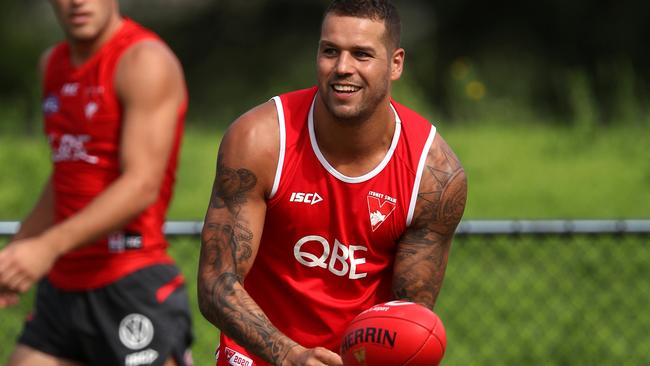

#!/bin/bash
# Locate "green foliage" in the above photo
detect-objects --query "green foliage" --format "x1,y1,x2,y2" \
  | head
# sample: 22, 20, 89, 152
566, 70, 598, 135
438, 122, 649, 219
169, 129, 223, 219
4, 1, 650, 132
0, 136, 51, 220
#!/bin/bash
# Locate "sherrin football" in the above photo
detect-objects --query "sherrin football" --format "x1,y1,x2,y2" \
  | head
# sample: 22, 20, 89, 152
340, 301, 446, 366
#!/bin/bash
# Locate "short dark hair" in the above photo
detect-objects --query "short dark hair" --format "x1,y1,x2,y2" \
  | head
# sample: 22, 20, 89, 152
324, 0, 401, 50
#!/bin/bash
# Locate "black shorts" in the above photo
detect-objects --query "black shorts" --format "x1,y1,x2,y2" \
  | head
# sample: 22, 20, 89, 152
18, 264, 193, 366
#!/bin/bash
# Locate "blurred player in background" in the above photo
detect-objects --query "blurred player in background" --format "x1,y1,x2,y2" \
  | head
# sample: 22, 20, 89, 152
197, 0, 467, 365
0, 0, 193, 365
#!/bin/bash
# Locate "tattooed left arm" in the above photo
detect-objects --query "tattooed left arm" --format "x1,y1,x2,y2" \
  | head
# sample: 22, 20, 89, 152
392, 134, 467, 309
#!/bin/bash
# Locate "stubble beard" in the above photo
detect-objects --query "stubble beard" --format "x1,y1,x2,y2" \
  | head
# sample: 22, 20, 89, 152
322, 78, 390, 125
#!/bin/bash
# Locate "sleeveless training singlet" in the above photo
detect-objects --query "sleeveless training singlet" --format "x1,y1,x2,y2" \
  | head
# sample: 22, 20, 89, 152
43, 19, 186, 290
217, 87, 436, 365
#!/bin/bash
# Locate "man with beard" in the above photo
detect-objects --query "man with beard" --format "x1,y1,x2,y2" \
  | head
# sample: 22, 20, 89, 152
198, 1, 467, 365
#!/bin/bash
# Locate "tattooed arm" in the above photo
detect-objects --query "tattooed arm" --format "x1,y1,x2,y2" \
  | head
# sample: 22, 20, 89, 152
392, 134, 467, 308
197, 101, 342, 366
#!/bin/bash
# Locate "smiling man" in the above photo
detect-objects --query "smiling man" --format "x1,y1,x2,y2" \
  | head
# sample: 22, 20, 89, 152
197, 1, 467, 366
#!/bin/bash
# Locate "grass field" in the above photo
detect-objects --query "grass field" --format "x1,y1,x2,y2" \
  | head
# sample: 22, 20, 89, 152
2, 123, 648, 220
1, 123, 649, 364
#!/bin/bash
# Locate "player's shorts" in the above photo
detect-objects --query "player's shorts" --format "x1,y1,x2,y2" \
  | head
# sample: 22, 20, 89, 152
17, 264, 193, 366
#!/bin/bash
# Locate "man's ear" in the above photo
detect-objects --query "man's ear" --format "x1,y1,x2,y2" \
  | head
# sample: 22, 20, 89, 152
391, 47, 405, 81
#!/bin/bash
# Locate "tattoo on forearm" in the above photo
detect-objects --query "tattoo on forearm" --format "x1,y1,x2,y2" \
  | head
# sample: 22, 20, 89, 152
393, 141, 467, 307
199, 262, 296, 364
393, 232, 447, 306
208, 273, 290, 361
199, 156, 295, 365
235, 222, 253, 264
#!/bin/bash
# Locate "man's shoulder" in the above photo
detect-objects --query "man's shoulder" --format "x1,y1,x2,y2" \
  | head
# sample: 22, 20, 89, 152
228, 100, 279, 139
114, 37, 184, 93
119, 39, 178, 67
112, 18, 177, 72
219, 100, 281, 195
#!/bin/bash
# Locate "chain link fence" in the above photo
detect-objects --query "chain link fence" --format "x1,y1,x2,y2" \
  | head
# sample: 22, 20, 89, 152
1, 221, 649, 365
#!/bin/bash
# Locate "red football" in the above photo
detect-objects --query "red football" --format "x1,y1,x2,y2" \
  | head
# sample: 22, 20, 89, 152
340, 301, 446, 366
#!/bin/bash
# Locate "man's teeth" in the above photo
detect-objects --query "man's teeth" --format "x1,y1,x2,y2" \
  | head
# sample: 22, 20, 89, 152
333, 85, 360, 92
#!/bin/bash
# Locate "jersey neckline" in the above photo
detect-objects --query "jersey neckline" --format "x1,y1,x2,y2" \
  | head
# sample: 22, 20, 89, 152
308, 94, 402, 184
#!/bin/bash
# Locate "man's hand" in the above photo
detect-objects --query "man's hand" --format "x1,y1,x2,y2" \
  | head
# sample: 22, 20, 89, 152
0, 288, 20, 308
0, 237, 60, 305
282, 345, 343, 366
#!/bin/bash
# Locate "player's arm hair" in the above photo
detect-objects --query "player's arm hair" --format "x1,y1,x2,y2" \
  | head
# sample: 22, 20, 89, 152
198, 102, 299, 365
393, 134, 467, 308
35, 41, 185, 254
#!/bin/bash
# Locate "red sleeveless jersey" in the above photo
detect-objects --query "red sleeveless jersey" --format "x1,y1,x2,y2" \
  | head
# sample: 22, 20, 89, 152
42, 19, 186, 290
217, 87, 436, 365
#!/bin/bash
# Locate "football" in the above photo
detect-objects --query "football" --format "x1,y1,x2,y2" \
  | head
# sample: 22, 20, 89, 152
340, 301, 446, 366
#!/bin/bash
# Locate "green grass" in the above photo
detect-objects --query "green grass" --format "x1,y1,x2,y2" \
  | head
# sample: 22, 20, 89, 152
167, 128, 222, 219
440, 122, 650, 218
2, 123, 647, 220
0, 135, 51, 219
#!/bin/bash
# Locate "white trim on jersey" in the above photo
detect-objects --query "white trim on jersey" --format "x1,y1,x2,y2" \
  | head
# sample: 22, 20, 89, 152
308, 95, 402, 184
406, 125, 437, 226
269, 96, 287, 199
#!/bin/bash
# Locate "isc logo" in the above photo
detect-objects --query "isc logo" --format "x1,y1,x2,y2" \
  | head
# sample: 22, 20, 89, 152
289, 192, 323, 205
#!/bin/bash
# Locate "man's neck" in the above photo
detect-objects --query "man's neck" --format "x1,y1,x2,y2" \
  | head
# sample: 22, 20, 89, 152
313, 97, 396, 176
69, 17, 123, 66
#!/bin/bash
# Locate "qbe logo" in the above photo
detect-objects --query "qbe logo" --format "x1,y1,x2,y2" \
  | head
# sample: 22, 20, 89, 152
294, 235, 368, 279
289, 192, 323, 205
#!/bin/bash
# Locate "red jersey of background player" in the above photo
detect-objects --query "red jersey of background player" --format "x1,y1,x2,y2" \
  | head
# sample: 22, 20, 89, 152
42, 19, 186, 290
217, 87, 436, 366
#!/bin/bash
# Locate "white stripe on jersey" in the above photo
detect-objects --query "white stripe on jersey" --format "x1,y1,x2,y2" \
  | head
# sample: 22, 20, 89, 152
269, 96, 287, 199
406, 125, 437, 226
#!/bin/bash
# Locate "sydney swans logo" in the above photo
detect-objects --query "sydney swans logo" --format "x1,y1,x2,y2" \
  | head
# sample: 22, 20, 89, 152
367, 191, 396, 231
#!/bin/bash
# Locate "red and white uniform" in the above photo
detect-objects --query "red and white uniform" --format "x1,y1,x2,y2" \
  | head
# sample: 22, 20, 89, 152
217, 87, 436, 365
42, 19, 186, 290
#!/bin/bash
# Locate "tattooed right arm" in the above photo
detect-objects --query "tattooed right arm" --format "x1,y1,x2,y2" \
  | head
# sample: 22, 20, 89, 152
198, 102, 342, 366
198, 157, 299, 365
197, 102, 301, 365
